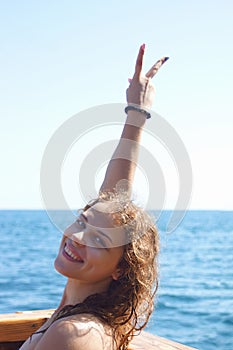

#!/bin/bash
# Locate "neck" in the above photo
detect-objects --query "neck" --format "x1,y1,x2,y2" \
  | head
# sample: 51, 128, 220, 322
57, 277, 112, 311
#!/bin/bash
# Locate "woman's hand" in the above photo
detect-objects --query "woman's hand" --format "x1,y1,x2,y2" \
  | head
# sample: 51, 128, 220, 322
126, 44, 155, 109
126, 44, 168, 109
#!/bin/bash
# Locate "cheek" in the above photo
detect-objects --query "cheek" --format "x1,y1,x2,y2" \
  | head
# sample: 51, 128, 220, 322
54, 237, 65, 266
87, 248, 117, 270
87, 248, 106, 262
88, 248, 123, 270
58, 236, 66, 251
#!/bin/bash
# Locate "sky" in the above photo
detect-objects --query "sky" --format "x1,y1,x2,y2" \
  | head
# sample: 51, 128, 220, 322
0, 0, 233, 210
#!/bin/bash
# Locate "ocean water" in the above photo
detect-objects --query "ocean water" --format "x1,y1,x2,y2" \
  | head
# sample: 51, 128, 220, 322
0, 210, 232, 349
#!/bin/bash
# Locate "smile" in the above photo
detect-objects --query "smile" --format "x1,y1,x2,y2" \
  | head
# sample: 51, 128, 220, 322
63, 244, 84, 263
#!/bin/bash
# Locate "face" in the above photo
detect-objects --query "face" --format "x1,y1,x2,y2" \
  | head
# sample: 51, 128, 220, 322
54, 202, 125, 286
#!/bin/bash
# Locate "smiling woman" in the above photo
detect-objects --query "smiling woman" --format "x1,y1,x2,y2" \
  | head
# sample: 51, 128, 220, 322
19, 44, 164, 350
55, 201, 125, 284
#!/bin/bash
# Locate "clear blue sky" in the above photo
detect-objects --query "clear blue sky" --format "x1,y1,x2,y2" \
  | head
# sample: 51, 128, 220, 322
1, 0, 232, 209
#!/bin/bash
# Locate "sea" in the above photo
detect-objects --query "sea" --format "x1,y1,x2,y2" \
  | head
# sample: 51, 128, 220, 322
0, 210, 232, 349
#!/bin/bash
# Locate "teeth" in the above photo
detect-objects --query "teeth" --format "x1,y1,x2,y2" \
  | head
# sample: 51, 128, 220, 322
64, 245, 83, 262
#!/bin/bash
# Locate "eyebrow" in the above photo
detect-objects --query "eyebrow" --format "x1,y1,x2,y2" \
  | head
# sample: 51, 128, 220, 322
80, 213, 113, 244
80, 213, 88, 221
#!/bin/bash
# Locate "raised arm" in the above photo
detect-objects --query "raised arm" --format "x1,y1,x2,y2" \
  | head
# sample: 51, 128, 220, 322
100, 44, 156, 194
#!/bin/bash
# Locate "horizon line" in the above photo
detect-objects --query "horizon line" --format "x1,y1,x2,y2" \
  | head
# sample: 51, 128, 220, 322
0, 208, 232, 212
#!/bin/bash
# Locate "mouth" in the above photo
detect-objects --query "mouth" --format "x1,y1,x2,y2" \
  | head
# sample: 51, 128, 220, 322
63, 243, 84, 263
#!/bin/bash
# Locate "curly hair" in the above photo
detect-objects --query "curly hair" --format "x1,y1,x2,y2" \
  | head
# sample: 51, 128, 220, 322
35, 191, 159, 349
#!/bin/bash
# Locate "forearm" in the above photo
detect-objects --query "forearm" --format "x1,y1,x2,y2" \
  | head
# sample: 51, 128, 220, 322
100, 110, 146, 194
100, 44, 159, 194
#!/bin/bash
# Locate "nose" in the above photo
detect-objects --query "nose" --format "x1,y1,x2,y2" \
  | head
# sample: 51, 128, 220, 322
70, 231, 86, 247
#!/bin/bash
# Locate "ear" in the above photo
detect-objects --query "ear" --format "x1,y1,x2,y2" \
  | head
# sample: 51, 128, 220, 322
112, 268, 122, 281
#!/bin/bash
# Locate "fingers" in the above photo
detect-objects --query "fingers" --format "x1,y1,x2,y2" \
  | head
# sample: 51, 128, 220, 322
145, 56, 169, 79
130, 46, 169, 83
133, 43, 145, 79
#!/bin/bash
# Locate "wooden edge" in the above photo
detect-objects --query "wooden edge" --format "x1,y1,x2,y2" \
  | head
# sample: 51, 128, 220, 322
0, 310, 197, 349
131, 331, 197, 350
0, 310, 54, 342
0, 341, 24, 350
0, 310, 54, 322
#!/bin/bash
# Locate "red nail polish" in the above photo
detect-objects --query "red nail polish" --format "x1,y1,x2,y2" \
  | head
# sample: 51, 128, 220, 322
141, 43, 146, 51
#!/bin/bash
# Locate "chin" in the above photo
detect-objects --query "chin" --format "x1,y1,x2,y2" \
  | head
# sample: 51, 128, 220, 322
54, 256, 66, 276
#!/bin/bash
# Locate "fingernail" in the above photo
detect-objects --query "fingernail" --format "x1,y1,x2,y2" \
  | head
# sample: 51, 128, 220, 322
141, 43, 145, 51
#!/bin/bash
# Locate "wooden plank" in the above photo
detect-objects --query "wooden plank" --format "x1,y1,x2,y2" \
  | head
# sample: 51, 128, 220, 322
0, 341, 24, 350
0, 310, 54, 342
0, 310, 197, 349
131, 331, 197, 350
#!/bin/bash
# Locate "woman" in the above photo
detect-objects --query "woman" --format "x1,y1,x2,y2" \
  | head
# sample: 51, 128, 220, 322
20, 44, 164, 350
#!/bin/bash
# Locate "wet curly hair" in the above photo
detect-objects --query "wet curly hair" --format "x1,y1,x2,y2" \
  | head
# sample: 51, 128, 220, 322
35, 191, 159, 349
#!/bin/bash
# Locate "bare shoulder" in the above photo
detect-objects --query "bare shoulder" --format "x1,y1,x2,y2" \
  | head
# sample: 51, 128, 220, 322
34, 313, 115, 350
